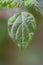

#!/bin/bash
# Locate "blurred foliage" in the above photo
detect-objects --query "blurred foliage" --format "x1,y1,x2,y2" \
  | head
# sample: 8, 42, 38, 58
0, 0, 41, 10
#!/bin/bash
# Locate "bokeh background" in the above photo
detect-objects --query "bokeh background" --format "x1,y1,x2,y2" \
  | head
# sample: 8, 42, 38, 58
0, 0, 43, 65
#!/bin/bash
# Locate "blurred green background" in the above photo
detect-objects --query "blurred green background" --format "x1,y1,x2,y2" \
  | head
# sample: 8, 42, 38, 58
0, 0, 43, 65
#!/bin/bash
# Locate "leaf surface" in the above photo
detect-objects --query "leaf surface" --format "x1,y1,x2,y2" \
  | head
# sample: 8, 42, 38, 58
8, 12, 37, 48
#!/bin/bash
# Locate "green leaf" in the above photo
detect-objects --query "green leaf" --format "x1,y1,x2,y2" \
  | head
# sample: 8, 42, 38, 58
8, 12, 37, 49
